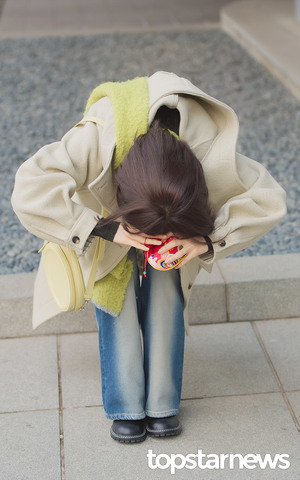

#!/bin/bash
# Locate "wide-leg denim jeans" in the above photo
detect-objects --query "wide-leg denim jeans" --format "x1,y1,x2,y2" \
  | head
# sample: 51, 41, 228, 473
95, 248, 185, 420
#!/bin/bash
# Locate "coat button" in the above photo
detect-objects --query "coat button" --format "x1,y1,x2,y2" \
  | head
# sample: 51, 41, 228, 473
188, 283, 193, 290
72, 236, 80, 244
219, 240, 226, 247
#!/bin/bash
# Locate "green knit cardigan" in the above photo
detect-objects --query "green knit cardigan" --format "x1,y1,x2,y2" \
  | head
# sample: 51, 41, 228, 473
84, 77, 149, 316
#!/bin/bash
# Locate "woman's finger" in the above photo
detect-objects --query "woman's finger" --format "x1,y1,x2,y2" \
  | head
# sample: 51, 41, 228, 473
158, 238, 181, 254
142, 236, 162, 246
165, 249, 186, 265
131, 239, 149, 251
174, 254, 190, 268
114, 225, 150, 250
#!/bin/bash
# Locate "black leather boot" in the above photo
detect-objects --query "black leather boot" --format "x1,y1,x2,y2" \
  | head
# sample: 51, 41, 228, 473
110, 419, 147, 443
145, 415, 182, 437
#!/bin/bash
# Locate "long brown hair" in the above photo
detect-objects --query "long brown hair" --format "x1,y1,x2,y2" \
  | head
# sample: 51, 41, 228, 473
100, 121, 215, 239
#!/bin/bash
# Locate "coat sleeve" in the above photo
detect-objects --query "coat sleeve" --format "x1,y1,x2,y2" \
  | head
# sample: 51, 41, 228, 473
199, 152, 287, 271
11, 119, 103, 254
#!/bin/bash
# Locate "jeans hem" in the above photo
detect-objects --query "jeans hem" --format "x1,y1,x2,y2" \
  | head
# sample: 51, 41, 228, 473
145, 408, 179, 418
105, 412, 146, 420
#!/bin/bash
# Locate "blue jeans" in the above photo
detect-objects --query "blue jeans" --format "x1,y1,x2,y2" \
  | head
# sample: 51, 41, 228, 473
95, 249, 185, 420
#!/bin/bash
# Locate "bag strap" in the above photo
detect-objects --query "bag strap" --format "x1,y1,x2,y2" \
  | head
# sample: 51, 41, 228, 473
84, 206, 108, 301
84, 237, 102, 301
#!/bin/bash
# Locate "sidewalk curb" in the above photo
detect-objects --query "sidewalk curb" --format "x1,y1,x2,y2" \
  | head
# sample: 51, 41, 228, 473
1, 253, 299, 338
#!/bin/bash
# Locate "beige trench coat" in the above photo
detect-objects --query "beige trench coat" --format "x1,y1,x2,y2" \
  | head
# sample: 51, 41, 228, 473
11, 71, 286, 331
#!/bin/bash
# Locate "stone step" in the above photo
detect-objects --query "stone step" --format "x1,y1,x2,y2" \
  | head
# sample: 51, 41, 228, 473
1, 253, 299, 338
221, 0, 300, 101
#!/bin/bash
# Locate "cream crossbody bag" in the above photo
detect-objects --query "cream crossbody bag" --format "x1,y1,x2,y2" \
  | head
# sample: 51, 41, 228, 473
39, 237, 103, 312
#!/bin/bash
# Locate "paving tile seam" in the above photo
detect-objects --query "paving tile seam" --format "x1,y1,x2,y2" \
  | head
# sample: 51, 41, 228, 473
56, 336, 65, 480
2, 390, 298, 416
251, 322, 300, 433
2, 391, 299, 416
0, 22, 221, 40
0, 407, 60, 415
62, 405, 104, 411
39, 392, 297, 412
0, 331, 98, 340
181, 391, 283, 404
56, 390, 300, 409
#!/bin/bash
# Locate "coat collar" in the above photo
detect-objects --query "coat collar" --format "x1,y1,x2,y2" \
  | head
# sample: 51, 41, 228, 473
88, 71, 240, 213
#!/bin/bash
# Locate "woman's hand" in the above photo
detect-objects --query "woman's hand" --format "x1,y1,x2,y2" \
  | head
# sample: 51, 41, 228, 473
113, 223, 168, 251
158, 236, 209, 268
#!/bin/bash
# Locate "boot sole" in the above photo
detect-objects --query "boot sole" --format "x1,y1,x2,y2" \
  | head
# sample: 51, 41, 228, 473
110, 427, 147, 443
146, 426, 182, 438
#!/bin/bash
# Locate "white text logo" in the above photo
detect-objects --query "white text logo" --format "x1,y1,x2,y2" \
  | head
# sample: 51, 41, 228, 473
147, 450, 290, 474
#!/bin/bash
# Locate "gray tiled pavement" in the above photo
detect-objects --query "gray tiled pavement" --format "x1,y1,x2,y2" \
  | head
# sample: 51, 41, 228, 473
256, 318, 300, 391
1, 321, 300, 479
1, 0, 300, 478
0, 336, 59, 412
60, 333, 102, 408
182, 322, 279, 399
0, 410, 61, 480
62, 395, 300, 479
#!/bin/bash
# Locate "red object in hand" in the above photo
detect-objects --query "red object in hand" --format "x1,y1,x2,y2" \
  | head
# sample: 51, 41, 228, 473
143, 237, 185, 276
